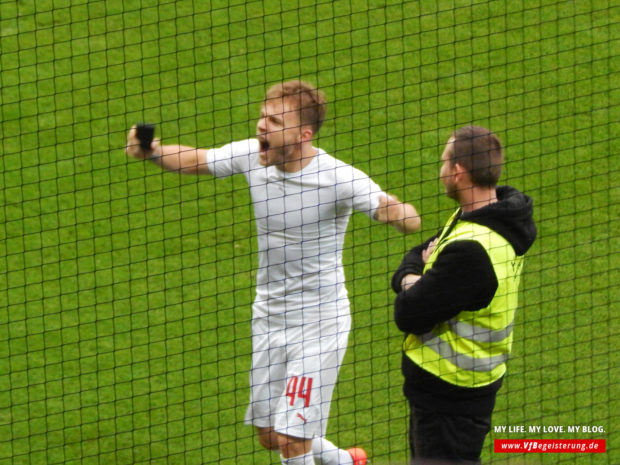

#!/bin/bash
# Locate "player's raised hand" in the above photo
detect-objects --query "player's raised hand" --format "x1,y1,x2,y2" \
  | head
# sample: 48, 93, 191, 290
126, 124, 159, 159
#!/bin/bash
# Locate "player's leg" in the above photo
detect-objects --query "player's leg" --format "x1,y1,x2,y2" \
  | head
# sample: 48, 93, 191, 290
256, 426, 279, 450
244, 317, 323, 464
255, 427, 316, 465
312, 315, 366, 465
278, 433, 314, 464
245, 319, 288, 451
276, 314, 366, 465
312, 436, 367, 465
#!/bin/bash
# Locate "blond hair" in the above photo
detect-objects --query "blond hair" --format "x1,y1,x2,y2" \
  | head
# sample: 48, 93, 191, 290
264, 80, 327, 134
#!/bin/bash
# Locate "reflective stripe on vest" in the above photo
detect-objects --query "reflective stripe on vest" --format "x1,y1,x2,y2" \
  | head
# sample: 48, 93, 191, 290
448, 318, 514, 344
419, 331, 510, 372
404, 209, 523, 388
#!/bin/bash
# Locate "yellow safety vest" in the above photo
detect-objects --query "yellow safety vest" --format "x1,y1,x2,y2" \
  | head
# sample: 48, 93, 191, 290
404, 209, 524, 388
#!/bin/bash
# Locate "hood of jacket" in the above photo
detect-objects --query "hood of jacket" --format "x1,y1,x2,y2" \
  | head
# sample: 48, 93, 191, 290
461, 185, 537, 256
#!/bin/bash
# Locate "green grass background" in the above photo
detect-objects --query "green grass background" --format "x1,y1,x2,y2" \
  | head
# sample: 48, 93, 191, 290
1, 0, 618, 464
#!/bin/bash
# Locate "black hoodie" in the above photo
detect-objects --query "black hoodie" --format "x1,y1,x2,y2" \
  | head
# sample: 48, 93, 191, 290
392, 186, 537, 415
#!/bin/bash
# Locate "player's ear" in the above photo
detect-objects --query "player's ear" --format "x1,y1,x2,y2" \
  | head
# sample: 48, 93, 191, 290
298, 126, 314, 143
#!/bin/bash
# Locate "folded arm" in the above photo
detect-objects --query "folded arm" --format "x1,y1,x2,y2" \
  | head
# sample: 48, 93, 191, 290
393, 240, 498, 335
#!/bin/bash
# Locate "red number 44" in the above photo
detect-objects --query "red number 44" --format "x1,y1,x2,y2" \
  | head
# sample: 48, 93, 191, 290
286, 376, 313, 408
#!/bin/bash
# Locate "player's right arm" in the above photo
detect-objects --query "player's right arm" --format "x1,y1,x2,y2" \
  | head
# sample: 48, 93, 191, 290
125, 125, 211, 175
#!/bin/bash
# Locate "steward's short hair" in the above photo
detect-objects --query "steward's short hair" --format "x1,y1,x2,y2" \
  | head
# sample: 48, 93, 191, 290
450, 126, 503, 187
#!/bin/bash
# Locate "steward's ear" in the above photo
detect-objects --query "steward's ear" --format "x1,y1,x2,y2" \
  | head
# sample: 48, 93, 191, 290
453, 162, 470, 182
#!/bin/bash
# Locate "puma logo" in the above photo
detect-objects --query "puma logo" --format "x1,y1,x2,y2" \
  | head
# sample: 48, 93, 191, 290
296, 413, 307, 423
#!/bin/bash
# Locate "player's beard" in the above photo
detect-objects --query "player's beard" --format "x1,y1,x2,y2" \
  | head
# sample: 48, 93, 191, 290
259, 140, 297, 168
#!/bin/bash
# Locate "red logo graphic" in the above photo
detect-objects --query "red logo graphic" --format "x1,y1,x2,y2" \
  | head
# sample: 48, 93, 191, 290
495, 439, 606, 453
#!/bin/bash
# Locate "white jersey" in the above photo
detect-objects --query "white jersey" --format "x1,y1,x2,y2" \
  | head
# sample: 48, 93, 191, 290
206, 139, 385, 325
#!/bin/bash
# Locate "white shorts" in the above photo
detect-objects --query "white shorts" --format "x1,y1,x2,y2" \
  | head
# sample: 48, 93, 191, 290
244, 313, 351, 439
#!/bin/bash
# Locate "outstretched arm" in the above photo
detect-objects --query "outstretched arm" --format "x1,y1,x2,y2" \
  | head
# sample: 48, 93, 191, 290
374, 194, 421, 234
125, 125, 211, 175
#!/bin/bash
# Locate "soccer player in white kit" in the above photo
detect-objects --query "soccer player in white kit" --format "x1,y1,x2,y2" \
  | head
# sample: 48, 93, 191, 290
126, 81, 421, 465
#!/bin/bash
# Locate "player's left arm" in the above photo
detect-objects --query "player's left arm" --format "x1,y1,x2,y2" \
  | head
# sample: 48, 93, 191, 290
374, 194, 421, 234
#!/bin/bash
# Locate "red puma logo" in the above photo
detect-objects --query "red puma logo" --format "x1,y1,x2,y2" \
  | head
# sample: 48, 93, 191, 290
296, 413, 307, 423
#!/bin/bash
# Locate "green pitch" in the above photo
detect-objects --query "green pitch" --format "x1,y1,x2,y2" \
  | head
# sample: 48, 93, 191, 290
0, 0, 618, 464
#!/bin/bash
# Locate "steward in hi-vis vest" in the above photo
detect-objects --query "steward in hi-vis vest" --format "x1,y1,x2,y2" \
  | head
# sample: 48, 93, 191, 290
393, 186, 536, 398
393, 187, 536, 464
392, 125, 536, 465
403, 208, 524, 388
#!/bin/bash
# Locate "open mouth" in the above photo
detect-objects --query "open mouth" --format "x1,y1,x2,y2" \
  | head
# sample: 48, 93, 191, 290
259, 139, 270, 153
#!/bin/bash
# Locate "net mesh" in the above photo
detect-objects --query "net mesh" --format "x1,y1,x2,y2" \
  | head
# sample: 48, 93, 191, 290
1, 1, 618, 464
